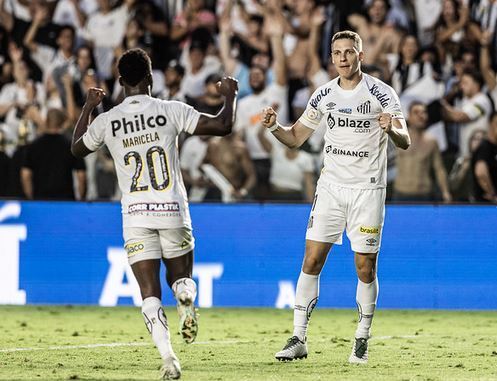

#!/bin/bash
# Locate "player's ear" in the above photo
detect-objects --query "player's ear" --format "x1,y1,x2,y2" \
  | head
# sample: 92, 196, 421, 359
147, 73, 153, 89
118, 76, 124, 86
358, 51, 364, 62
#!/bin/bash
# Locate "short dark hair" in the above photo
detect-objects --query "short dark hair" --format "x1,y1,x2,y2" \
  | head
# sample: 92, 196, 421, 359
57, 24, 75, 39
118, 48, 152, 87
408, 101, 426, 114
462, 69, 484, 89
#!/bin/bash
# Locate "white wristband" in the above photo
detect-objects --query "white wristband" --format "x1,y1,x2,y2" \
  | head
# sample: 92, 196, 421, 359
267, 122, 279, 132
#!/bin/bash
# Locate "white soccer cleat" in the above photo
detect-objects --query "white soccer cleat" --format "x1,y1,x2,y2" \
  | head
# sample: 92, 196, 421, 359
160, 354, 181, 380
177, 292, 198, 344
275, 336, 308, 361
348, 337, 369, 364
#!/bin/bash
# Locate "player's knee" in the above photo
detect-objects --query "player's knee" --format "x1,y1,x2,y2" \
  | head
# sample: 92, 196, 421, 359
303, 255, 324, 274
356, 263, 376, 283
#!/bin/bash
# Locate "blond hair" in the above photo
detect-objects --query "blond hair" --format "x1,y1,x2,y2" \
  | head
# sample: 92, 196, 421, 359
331, 30, 363, 52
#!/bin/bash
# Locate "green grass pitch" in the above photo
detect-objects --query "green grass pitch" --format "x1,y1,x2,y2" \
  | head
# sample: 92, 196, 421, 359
1, 306, 496, 380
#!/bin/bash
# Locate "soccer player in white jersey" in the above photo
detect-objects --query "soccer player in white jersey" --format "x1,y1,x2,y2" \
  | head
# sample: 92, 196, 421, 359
71, 49, 238, 380
262, 31, 411, 364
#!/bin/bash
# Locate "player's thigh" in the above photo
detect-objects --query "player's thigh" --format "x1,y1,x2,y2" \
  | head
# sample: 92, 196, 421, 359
158, 227, 195, 260
123, 227, 162, 265
305, 183, 346, 245
346, 188, 386, 254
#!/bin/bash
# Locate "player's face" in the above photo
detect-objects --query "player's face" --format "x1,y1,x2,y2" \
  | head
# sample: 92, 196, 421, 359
331, 39, 363, 80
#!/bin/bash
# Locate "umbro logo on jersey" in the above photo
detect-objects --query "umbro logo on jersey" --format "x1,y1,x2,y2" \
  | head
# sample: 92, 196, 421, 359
357, 100, 371, 114
326, 102, 336, 111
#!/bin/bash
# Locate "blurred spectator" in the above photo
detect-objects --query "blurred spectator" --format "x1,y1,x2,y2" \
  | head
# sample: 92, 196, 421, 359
180, 135, 210, 202
234, 13, 288, 200
449, 128, 487, 201
434, 0, 471, 74
387, 34, 434, 96
441, 69, 493, 156
170, 0, 216, 47
0, 128, 9, 196
480, 29, 497, 104
21, 108, 86, 200
394, 102, 452, 202
204, 133, 256, 201
0, 52, 45, 150
186, 73, 224, 114
7, 120, 30, 198
129, 0, 171, 71
347, 0, 401, 66
472, 111, 497, 202
219, 13, 273, 99
180, 38, 221, 98
470, 0, 497, 69
52, 0, 95, 37
413, 0, 443, 46
258, 122, 314, 202
159, 60, 186, 101
82, 0, 131, 80
95, 146, 117, 200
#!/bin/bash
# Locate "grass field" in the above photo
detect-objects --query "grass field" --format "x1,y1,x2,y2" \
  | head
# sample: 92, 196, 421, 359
1, 306, 496, 381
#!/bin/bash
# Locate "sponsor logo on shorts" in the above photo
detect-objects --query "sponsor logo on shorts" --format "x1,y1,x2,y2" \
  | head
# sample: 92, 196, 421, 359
180, 240, 190, 249
125, 242, 145, 257
366, 238, 378, 246
360, 226, 379, 234
128, 202, 180, 213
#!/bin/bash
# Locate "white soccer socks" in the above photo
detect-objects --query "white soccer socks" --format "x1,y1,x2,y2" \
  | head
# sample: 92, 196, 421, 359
172, 277, 197, 302
293, 271, 319, 341
141, 296, 174, 360
354, 278, 379, 339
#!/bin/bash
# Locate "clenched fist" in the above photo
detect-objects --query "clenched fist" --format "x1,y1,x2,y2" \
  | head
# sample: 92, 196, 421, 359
378, 113, 393, 133
216, 76, 238, 97
261, 107, 277, 129
85, 87, 106, 109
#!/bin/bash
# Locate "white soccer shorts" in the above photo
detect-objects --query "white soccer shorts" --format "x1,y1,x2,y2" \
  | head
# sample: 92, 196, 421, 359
123, 227, 195, 265
305, 180, 386, 253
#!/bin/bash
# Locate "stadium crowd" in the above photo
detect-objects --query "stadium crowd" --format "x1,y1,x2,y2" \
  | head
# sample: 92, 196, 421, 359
0, 0, 496, 203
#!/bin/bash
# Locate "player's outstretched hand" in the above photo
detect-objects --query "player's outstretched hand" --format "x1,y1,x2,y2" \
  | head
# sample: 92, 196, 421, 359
378, 113, 393, 133
216, 77, 238, 97
261, 107, 277, 129
85, 87, 106, 109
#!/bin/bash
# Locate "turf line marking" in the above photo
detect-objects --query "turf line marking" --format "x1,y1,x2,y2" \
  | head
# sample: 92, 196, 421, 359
0, 340, 246, 353
0, 336, 420, 353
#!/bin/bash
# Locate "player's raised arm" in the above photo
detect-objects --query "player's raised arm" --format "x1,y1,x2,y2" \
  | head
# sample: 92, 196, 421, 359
379, 113, 410, 150
261, 107, 314, 149
71, 87, 106, 158
193, 77, 238, 136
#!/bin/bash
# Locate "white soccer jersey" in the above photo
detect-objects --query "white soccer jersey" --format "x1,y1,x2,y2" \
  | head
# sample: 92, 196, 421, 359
83, 94, 201, 229
299, 73, 404, 189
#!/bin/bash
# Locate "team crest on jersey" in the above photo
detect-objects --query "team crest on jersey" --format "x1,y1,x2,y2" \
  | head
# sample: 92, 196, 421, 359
327, 114, 335, 129
357, 100, 371, 114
